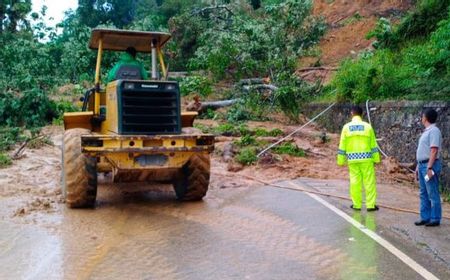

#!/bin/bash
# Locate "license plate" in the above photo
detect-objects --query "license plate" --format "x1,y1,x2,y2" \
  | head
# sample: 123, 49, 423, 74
135, 154, 168, 166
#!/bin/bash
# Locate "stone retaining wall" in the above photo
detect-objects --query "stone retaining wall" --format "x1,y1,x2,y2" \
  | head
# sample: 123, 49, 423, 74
304, 101, 450, 190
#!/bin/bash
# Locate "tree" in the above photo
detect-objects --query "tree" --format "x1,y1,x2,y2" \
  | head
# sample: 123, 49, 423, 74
77, 0, 138, 28
0, 1, 5, 33
0, 0, 32, 33
250, 0, 261, 10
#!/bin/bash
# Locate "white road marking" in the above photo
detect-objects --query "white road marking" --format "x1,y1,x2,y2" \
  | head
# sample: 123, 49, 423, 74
285, 181, 440, 280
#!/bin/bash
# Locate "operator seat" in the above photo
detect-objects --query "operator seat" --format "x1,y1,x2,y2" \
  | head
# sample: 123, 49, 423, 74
114, 65, 142, 80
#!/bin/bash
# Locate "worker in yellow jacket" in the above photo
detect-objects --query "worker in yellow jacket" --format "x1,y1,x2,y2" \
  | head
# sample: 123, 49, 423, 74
337, 105, 381, 211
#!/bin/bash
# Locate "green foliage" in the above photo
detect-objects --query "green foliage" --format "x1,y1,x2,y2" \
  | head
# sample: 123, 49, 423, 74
214, 122, 250, 136
0, 33, 58, 92
27, 135, 52, 149
441, 185, 450, 203
198, 108, 219, 120
395, 0, 450, 43
0, 0, 327, 131
52, 100, 79, 125
236, 147, 258, 165
199, 122, 283, 139
0, 89, 56, 127
1, 0, 32, 33
274, 74, 322, 121
254, 128, 283, 137
366, 18, 395, 49
78, 0, 138, 28
226, 100, 255, 123
250, 0, 262, 10
228, 88, 273, 122
371, 0, 450, 48
342, 12, 363, 26
178, 0, 325, 79
0, 127, 23, 151
236, 134, 257, 147
215, 123, 237, 136
179, 75, 212, 97
226, 73, 320, 122
331, 12, 450, 102
193, 123, 212, 134
272, 142, 305, 157
0, 153, 12, 168
56, 13, 97, 83
274, 85, 305, 122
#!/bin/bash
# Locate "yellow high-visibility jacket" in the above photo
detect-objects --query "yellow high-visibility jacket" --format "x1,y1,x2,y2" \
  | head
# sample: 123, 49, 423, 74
337, 116, 381, 166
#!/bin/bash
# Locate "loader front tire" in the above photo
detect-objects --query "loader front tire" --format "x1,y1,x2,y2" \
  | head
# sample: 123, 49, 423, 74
173, 154, 210, 201
62, 128, 97, 208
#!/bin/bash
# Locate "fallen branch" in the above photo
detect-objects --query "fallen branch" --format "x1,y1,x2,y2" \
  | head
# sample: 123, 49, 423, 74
238, 78, 271, 85
222, 142, 235, 163
12, 135, 45, 160
200, 99, 239, 111
242, 84, 278, 92
297, 67, 338, 72
192, 5, 234, 16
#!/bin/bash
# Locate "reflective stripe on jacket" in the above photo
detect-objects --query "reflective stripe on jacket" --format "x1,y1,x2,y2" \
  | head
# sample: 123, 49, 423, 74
337, 116, 381, 166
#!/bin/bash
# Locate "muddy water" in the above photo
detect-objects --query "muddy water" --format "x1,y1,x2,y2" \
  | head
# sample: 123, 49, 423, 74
0, 126, 435, 280
1, 181, 438, 280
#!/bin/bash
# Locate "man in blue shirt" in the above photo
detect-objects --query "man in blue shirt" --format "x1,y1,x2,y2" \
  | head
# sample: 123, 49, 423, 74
415, 108, 443, 227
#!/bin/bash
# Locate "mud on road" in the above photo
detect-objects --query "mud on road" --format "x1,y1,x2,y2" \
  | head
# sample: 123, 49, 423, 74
2, 122, 450, 279
0, 121, 413, 224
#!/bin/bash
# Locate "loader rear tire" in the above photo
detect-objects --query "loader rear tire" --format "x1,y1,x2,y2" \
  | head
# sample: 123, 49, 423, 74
173, 154, 210, 201
62, 128, 97, 208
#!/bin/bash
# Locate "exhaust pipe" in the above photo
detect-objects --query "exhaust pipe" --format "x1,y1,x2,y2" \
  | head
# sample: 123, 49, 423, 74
151, 39, 157, 79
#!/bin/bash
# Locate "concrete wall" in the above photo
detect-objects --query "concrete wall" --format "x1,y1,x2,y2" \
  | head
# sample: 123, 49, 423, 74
304, 101, 450, 190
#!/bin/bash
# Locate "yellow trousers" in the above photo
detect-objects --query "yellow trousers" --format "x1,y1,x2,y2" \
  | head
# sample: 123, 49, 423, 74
348, 162, 377, 209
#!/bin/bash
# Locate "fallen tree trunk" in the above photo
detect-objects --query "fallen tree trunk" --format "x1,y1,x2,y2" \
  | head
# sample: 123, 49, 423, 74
242, 84, 278, 92
297, 67, 338, 72
192, 5, 234, 16
186, 78, 278, 112
238, 78, 270, 85
200, 99, 239, 111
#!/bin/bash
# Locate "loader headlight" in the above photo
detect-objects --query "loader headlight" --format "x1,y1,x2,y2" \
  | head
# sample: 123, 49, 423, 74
124, 83, 135, 90
166, 84, 176, 90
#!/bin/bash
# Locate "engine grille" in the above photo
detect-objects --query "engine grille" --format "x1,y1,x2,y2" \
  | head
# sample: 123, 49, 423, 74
119, 82, 181, 135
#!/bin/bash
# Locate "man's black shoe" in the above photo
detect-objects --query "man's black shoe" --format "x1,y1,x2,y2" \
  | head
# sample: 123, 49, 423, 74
414, 220, 429, 226
425, 221, 440, 227
350, 205, 361, 210
367, 205, 379, 212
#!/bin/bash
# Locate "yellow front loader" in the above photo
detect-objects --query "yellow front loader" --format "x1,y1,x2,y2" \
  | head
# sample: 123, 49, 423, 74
62, 29, 214, 208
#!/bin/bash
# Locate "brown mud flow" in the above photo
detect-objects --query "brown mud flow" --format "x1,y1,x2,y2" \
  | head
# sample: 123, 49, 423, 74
2, 180, 448, 279
0, 124, 449, 279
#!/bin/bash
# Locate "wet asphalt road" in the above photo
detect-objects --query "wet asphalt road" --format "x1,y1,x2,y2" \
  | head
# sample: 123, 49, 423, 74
1, 179, 450, 280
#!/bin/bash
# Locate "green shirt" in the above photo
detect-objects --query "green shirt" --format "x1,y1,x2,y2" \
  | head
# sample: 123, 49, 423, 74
106, 53, 148, 83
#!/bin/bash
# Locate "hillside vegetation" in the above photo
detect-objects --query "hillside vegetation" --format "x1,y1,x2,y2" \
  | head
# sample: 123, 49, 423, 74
0, 0, 325, 162
325, 0, 450, 102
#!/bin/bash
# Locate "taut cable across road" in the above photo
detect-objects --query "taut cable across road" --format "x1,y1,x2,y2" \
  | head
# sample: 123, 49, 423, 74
257, 102, 337, 157
212, 171, 450, 220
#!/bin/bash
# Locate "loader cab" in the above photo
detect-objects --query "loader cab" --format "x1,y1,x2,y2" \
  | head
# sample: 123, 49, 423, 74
64, 29, 198, 134
89, 28, 171, 84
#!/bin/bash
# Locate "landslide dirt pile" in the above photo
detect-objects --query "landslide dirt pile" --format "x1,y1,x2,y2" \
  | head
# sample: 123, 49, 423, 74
299, 0, 414, 82
205, 120, 414, 187
312, 0, 413, 66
